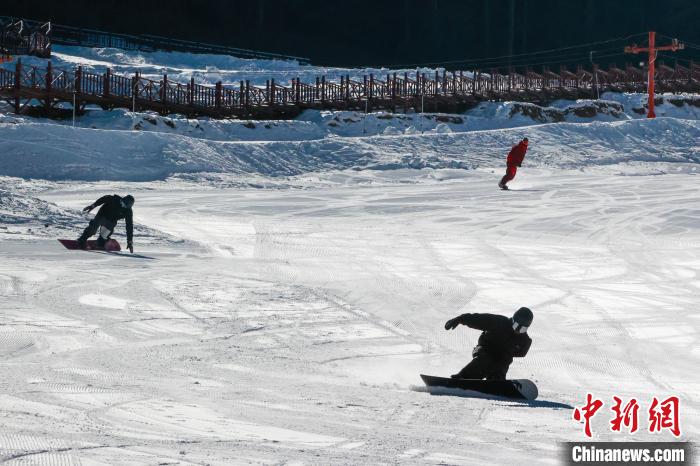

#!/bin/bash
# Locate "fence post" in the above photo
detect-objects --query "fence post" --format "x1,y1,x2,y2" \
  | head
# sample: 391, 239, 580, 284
575, 65, 581, 89
346, 74, 350, 100
130, 73, 137, 112
369, 73, 374, 100
245, 80, 250, 110
76, 66, 82, 95
321, 76, 325, 103
160, 73, 167, 104
507, 67, 512, 92
215, 81, 222, 108
239, 80, 245, 107
103, 68, 111, 97
559, 65, 565, 89
189, 77, 194, 106
592, 63, 599, 97
46, 61, 52, 94
523, 68, 529, 91
338, 75, 344, 103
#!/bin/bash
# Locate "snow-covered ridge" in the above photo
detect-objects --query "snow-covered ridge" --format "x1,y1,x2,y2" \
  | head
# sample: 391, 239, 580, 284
1, 117, 698, 181
12, 45, 432, 88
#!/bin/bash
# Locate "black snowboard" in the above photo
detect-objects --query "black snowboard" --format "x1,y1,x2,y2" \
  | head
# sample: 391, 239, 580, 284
420, 374, 538, 400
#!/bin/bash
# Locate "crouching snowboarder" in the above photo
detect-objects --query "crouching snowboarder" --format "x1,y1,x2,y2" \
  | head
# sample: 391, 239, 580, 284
444, 307, 533, 380
77, 194, 134, 253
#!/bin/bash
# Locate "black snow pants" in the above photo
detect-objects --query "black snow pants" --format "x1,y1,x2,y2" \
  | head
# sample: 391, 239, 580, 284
79, 215, 117, 246
455, 351, 510, 381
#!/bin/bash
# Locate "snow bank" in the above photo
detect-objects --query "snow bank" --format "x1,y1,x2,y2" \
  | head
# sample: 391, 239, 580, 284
0, 185, 83, 238
1, 117, 699, 181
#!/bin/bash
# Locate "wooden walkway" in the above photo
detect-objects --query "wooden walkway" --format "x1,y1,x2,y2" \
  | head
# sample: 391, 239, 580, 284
1, 59, 699, 120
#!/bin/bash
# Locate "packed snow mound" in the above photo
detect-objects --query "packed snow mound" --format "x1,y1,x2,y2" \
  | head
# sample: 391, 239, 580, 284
0, 187, 84, 238
504, 100, 625, 123
1, 117, 699, 181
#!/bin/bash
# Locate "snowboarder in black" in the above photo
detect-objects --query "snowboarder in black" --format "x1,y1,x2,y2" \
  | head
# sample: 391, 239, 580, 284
77, 194, 134, 253
444, 307, 533, 380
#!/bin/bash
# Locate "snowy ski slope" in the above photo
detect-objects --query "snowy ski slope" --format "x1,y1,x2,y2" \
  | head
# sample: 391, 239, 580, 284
0, 46, 698, 465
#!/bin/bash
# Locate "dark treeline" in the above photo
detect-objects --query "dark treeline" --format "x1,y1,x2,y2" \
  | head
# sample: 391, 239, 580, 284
3, 0, 699, 68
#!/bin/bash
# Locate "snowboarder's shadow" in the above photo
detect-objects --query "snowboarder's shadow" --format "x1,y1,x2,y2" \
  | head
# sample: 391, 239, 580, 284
419, 386, 573, 409
91, 251, 157, 260
505, 398, 573, 410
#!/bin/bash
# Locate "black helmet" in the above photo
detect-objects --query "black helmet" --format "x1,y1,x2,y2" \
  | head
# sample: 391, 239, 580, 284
512, 307, 533, 333
122, 194, 135, 209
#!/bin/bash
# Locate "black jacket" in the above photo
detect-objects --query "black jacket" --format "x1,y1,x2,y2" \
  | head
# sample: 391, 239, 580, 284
458, 313, 531, 364
92, 195, 133, 242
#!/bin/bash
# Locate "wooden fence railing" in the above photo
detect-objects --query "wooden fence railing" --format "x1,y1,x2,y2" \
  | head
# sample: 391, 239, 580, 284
1, 59, 699, 119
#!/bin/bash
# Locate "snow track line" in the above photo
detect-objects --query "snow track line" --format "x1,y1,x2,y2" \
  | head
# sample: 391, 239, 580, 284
0, 443, 130, 465
253, 222, 448, 353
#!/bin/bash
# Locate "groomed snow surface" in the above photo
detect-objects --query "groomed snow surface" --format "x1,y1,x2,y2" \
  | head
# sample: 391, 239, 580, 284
1, 47, 699, 465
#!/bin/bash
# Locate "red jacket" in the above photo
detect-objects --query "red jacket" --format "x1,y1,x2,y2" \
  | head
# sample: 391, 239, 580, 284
506, 141, 528, 167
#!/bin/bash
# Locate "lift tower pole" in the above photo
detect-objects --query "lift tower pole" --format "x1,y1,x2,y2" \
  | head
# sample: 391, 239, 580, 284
625, 32, 684, 118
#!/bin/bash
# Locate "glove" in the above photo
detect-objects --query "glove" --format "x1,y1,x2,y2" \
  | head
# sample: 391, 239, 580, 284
83, 204, 94, 212
444, 317, 462, 330
517, 163, 522, 167
127, 241, 133, 253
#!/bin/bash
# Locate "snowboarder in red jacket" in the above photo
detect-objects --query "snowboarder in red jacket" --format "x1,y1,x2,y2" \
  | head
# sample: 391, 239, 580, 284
498, 138, 528, 190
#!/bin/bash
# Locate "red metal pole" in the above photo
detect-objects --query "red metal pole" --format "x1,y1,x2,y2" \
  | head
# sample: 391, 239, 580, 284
647, 31, 656, 118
